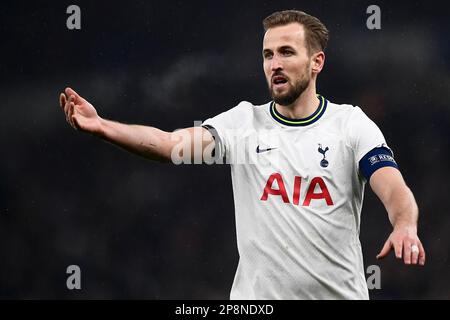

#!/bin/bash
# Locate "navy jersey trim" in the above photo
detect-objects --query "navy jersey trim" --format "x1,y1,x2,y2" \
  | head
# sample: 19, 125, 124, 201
201, 125, 216, 140
359, 147, 399, 181
201, 124, 217, 157
269, 95, 327, 127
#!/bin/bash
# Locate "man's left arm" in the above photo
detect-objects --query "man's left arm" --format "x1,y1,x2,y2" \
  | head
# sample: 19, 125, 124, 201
370, 167, 426, 265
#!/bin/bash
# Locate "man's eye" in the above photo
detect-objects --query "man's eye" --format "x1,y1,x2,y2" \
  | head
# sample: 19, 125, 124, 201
264, 53, 273, 59
282, 51, 293, 56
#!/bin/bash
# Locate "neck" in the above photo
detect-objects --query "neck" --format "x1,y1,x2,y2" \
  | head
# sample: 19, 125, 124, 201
275, 84, 320, 119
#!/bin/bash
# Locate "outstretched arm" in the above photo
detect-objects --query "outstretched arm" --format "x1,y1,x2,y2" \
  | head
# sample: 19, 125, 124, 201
370, 167, 425, 265
59, 87, 215, 163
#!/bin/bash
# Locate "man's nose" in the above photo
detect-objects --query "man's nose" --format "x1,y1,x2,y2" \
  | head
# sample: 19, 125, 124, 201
270, 56, 283, 71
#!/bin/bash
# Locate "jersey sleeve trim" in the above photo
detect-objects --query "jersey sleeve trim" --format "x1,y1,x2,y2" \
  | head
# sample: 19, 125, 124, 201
201, 124, 218, 158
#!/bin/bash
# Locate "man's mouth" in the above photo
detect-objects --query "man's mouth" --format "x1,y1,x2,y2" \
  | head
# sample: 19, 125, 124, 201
272, 75, 288, 89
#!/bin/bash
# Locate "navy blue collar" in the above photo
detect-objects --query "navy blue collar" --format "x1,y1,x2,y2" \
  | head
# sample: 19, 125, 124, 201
270, 95, 327, 126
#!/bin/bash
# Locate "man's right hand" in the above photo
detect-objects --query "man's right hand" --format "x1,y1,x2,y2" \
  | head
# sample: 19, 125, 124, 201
58, 87, 216, 163
59, 87, 102, 135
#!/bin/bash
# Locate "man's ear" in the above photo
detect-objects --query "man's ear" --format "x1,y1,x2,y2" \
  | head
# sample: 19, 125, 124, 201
311, 51, 325, 74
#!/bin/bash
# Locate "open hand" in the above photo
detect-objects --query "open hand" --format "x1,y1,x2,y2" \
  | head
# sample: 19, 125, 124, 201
59, 87, 102, 134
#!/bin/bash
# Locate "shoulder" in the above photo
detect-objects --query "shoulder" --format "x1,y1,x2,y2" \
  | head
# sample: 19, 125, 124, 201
211, 100, 255, 116
223, 100, 256, 126
326, 99, 387, 154
232, 100, 267, 114
322, 99, 384, 149
231, 100, 256, 114
206, 100, 269, 128
326, 99, 359, 116
227, 100, 271, 113
324, 99, 372, 125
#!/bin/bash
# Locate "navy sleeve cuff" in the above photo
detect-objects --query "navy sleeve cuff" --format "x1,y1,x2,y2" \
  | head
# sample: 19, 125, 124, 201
201, 125, 217, 140
359, 147, 399, 181
201, 124, 217, 158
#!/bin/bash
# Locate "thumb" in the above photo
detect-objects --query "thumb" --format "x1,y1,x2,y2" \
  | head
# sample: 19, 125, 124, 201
376, 239, 392, 259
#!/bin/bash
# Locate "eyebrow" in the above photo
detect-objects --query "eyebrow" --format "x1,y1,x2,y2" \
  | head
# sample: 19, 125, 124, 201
263, 45, 296, 54
278, 45, 296, 51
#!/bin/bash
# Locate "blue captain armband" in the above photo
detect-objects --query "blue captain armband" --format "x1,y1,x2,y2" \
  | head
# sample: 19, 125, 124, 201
359, 147, 399, 181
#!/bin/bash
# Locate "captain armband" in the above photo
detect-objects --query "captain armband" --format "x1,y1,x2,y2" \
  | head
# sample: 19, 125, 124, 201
359, 146, 399, 181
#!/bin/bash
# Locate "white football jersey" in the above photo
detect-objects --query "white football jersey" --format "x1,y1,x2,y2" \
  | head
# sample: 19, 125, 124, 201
202, 95, 389, 300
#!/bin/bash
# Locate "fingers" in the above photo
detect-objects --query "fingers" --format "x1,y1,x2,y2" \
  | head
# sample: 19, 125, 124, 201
64, 95, 73, 121
68, 101, 77, 129
61, 92, 77, 130
411, 246, 419, 265
60, 88, 83, 131
62, 93, 72, 115
394, 241, 403, 260
403, 241, 412, 265
376, 239, 392, 259
59, 93, 66, 109
65, 87, 78, 99
64, 98, 69, 119
65, 87, 85, 104
72, 114, 80, 130
418, 241, 426, 266
404, 241, 425, 266
376, 231, 426, 266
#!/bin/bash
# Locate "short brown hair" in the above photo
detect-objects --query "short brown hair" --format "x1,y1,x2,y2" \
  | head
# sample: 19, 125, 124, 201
263, 10, 329, 54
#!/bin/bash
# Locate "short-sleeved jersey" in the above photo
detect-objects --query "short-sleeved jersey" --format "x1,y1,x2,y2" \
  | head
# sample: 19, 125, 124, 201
202, 95, 391, 300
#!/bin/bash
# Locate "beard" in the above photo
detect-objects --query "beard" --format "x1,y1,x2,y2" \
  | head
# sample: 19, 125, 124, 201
270, 77, 310, 106
268, 64, 311, 106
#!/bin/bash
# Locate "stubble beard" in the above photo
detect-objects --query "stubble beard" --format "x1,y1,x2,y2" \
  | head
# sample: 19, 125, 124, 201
269, 65, 311, 106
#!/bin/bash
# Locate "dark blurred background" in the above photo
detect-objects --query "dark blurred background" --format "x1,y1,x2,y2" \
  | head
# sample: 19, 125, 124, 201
0, 0, 449, 299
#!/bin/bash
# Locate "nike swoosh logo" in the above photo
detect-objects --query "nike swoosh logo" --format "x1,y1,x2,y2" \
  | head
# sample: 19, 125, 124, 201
256, 145, 277, 153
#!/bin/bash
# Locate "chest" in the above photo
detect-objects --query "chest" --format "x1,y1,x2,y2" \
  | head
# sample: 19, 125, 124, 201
231, 127, 354, 180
